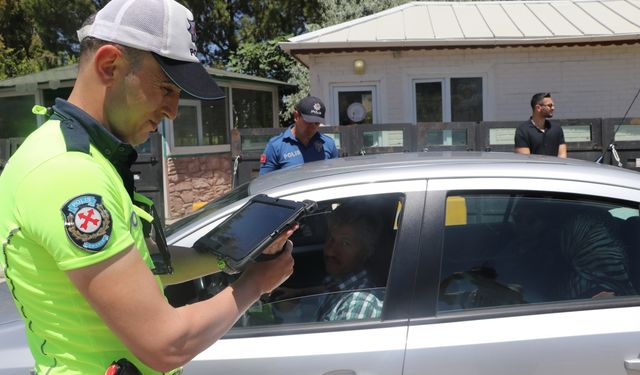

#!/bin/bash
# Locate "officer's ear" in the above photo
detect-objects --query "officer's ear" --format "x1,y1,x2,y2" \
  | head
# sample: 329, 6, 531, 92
93, 44, 126, 87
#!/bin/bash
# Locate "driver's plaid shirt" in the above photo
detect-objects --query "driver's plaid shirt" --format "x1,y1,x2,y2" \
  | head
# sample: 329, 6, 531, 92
317, 270, 384, 321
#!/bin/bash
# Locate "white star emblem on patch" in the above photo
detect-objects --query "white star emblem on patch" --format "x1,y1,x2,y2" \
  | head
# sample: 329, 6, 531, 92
313, 103, 321, 111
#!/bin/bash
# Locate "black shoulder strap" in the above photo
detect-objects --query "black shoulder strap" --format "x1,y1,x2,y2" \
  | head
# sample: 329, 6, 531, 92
51, 112, 91, 154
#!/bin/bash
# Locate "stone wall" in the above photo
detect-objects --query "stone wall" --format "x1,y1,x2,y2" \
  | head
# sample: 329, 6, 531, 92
166, 153, 232, 220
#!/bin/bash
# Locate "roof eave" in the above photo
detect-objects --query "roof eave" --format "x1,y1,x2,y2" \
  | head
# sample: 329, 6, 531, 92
281, 34, 640, 53
281, 35, 640, 67
0, 64, 294, 90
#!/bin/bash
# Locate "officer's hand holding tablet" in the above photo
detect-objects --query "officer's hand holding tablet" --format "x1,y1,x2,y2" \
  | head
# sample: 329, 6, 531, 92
195, 194, 317, 275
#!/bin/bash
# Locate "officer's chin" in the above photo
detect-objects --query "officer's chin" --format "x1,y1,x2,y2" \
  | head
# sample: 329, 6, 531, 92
131, 134, 151, 146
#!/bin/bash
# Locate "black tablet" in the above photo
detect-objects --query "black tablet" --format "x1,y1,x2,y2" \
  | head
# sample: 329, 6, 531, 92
194, 194, 317, 274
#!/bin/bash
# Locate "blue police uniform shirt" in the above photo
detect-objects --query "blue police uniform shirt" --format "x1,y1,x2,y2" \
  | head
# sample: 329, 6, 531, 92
259, 126, 338, 175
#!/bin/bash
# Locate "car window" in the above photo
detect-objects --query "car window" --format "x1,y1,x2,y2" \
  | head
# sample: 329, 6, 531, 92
231, 193, 403, 327
438, 193, 640, 312
164, 192, 403, 322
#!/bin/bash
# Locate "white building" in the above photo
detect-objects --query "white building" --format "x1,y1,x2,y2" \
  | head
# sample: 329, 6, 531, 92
280, 0, 640, 126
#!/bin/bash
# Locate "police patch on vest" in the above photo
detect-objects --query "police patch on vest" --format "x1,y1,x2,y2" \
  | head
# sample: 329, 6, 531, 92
61, 194, 112, 252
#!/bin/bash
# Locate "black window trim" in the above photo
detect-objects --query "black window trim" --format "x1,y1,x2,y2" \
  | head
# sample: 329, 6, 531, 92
218, 188, 427, 338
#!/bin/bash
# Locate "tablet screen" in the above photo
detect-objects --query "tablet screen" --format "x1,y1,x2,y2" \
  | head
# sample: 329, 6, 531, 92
200, 201, 299, 261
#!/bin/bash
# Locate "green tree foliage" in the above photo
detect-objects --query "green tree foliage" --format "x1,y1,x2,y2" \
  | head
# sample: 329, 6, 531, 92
182, 0, 318, 68
229, 0, 412, 124
181, 0, 241, 68
0, 0, 96, 79
314, 0, 409, 29
0, 0, 472, 125
227, 36, 307, 126
227, 37, 294, 82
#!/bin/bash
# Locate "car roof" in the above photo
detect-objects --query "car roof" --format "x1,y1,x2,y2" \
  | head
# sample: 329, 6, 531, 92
249, 151, 640, 194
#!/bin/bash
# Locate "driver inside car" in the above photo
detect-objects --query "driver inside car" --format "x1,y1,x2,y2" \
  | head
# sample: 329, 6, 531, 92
316, 201, 385, 321
270, 200, 388, 322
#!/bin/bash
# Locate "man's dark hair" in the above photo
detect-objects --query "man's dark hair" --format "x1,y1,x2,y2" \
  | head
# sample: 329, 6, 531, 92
530, 92, 551, 110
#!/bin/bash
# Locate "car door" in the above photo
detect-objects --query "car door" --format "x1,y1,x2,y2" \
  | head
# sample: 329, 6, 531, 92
171, 180, 427, 375
404, 177, 640, 375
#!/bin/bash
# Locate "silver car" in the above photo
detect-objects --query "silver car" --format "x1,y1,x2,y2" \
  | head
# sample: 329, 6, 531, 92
4, 152, 640, 374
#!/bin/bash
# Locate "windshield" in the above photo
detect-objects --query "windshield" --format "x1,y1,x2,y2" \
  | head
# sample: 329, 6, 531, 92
165, 182, 250, 237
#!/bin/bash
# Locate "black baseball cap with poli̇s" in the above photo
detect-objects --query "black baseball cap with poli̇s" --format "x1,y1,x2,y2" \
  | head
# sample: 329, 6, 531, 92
296, 96, 326, 124
77, 0, 224, 101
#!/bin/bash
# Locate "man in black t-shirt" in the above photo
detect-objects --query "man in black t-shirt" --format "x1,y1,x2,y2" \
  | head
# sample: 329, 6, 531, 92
514, 93, 567, 157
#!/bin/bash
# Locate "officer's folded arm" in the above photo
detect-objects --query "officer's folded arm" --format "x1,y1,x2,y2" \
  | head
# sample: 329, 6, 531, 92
66, 233, 294, 372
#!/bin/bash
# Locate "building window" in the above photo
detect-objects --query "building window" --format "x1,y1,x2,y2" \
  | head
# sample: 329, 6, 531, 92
451, 77, 483, 122
167, 83, 279, 155
232, 88, 274, 129
415, 80, 444, 122
414, 77, 483, 123
333, 85, 378, 126
0, 95, 36, 138
173, 99, 201, 147
168, 87, 231, 155
42, 87, 73, 108
202, 96, 229, 145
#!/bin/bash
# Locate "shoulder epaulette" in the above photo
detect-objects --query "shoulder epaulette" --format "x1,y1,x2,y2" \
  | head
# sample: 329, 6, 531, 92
51, 114, 91, 155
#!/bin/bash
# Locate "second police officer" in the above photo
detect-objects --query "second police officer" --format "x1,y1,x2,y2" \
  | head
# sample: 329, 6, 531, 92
259, 96, 339, 174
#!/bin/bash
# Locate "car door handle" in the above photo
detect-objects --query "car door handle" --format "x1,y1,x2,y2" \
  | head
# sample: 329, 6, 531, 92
322, 370, 357, 375
625, 358, 640, 371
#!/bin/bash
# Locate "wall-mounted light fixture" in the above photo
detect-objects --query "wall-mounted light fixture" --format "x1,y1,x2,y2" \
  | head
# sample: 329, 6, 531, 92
353, 59, 365, 75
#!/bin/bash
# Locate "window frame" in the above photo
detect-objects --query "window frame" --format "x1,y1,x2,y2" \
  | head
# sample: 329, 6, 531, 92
229, 82, 278, 130
412, 76, 485, 123
330, 84, 379, 126
413, 78, 446, 123
165, 82, 279, 156
167, 179, 427, 336
0, 82, 75, 131
412, 177, 640, 321
167, 98, 230, 155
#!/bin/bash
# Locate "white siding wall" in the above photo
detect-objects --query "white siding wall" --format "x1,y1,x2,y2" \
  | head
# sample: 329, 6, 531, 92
305, 44, 640, 124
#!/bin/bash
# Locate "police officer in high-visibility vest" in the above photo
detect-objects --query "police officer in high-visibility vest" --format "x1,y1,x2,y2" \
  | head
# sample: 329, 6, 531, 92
0, 0, 295, 374
259, 96, 339, 175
